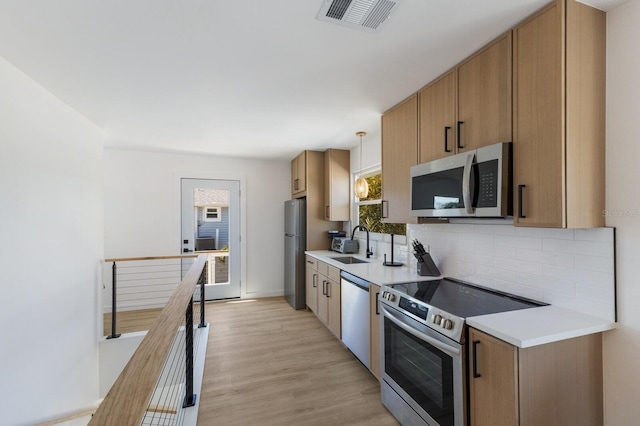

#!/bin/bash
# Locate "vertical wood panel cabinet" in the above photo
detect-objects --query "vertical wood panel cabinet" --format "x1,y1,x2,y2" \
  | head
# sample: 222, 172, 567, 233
419, 33, 512, 164
418, 71, 456, 164
469, 327, 603, 426
305, 255, 318, 314
323, 149, 350, 221
369, 283, 381, 380
314, 260, 341, 339
457, 32, 512, 153
513, 0, 605, 228
381, 94, 418, 224
291, 151, 306, 197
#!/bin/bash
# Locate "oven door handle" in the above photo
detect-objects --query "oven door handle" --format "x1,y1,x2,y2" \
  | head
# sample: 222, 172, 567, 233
380, 305, 460, 357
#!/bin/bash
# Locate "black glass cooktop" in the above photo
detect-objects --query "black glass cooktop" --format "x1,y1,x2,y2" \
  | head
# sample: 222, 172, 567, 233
387, 278, 545, 318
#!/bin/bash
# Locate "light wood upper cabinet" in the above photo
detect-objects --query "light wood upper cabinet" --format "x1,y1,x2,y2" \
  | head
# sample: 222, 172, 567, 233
419, 33, 511, 164
457, 32, 512, 153
324, 149, 350, 221
369, 283, 381, 380
469, 327, 603, 426
381, 94, 418, 224
291, 151, 307, 197
418, 71, 456, 163
513, 0, 605, 228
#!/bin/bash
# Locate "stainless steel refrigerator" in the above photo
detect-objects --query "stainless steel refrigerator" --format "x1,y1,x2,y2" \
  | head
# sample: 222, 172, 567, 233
284, 199, 306, 309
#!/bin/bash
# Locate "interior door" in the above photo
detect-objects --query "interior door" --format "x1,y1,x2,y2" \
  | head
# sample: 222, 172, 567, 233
181, 178, 241, 300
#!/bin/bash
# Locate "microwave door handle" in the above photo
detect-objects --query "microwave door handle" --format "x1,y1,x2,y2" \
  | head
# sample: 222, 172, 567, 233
380, 305, 460, 357
462, 153, 474, 215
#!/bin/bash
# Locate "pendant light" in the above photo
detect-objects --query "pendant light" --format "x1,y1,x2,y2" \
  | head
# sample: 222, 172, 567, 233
354, 131, 369, 199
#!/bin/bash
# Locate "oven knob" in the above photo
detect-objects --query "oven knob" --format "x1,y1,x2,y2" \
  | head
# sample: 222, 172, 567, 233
443, 319, 454, 330
387, 293, 396, 302
433, 314, 442, 325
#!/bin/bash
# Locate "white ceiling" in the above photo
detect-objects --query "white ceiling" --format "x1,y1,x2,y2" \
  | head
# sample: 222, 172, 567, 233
0, 0, 620, 160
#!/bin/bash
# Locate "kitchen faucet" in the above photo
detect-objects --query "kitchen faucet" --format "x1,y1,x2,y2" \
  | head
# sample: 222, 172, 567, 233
351, 225, 373, 258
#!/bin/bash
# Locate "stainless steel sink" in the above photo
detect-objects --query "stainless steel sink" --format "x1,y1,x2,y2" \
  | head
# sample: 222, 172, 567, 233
330, 256, 369, 264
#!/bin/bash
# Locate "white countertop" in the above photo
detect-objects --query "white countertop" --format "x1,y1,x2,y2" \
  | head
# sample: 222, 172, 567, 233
305, 250, 442, 287
306, 250, 616, 348
467, 305, 616, 348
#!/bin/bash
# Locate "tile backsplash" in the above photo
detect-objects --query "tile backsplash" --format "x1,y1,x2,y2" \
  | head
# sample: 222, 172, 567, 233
403, 222, 616, 321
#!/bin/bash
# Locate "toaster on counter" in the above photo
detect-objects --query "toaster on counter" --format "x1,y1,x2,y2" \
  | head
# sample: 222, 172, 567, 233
332, 237, 359, 254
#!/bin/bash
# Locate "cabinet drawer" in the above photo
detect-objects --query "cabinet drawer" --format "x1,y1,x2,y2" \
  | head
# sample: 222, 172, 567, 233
327, 265, 341, 282
306, 255, 318, 271
317, 260, 329, 277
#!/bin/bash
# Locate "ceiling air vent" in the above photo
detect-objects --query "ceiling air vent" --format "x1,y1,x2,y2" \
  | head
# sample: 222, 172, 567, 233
316, 0, 402, 33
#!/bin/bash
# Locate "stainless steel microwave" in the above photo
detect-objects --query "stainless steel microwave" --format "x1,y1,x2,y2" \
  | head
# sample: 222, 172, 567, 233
410, 142, 512, 218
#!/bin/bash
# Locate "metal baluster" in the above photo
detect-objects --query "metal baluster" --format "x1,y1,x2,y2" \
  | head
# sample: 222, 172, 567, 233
183, 297, 197, 408
107, 262, 121, 339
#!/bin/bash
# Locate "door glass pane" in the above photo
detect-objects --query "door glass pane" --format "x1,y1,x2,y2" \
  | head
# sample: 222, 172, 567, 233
193, 188, 229, 285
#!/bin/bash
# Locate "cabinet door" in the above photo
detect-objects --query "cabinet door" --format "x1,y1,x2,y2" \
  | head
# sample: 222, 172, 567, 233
419, 70, 456, 163
369, 284, 381, 380
326, 277, 341, 339
317, 275, 329, 326
324, 149, 350, 221
381, 94, 418, 224
458, 32, 512, 153
305, 262, 318, 314
513, 3, 564, 227
469, 328, 519, 426
291, 151, 307, 196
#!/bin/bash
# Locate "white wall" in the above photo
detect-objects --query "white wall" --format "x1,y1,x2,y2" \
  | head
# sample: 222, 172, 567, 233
604, 1, 640, 423
104, 149, 290, 297
0, 57, 103, 424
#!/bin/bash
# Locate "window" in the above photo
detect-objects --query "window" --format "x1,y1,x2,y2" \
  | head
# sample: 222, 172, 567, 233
356, 172, 406, 235
204, 206, 221, 222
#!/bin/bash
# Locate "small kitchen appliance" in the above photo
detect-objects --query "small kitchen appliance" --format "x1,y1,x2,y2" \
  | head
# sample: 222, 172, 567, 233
379, 278, 545, 426
331, 237, 359, 253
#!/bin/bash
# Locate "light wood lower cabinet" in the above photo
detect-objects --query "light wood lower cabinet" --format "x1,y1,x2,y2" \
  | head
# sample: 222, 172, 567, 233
314, 260, 341, 339
469, 327, 603, 426
369, 283, 381, 380
305, 255, 318, 314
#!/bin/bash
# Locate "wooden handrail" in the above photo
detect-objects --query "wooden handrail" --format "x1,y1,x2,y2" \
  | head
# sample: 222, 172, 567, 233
89, 254, 208, 426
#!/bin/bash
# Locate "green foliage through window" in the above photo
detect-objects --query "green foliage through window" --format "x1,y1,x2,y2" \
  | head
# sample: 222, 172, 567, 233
357, 174, 406, 236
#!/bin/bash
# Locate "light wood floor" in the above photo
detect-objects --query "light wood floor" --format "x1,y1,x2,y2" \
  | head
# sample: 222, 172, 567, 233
197, 297, 399, 426
103, 307, 163, 336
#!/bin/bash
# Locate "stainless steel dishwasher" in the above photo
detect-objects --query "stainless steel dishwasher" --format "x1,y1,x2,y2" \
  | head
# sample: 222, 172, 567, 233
340, 271, 370, 368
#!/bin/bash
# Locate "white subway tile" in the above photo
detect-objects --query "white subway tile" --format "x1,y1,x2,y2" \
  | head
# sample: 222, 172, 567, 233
576, 283, 615, 304
574, 227, 615, 242
542, 264, 576, 283
515, 227, 575, 240
476, 265, 517, 283
542, 238, 613, 257
459, 232, 494, 245
450, 240, 475, 253
516, 248, 574, 267
471, 253, 494, 266
494, 258, 543, 276
494, 235, 543, 250
475, 244, 517, 259
473, 224, 517, 236
574, 254, 615, 273
573, 269, 615, 288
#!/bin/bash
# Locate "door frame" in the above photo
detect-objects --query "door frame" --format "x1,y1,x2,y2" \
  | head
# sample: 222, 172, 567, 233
172, 170, 247, 298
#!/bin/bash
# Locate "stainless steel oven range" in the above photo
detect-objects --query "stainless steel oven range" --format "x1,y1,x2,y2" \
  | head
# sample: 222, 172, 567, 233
379, 278, 545, 426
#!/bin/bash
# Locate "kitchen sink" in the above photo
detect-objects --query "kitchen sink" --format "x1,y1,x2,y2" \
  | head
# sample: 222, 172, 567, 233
330, 256, 369, 264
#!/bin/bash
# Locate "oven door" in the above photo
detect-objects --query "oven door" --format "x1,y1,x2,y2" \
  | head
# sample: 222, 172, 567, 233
380, 304, 465, 426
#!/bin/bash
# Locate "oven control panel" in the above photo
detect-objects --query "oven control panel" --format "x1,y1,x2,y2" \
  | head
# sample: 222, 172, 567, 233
380, 289, 464, 342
